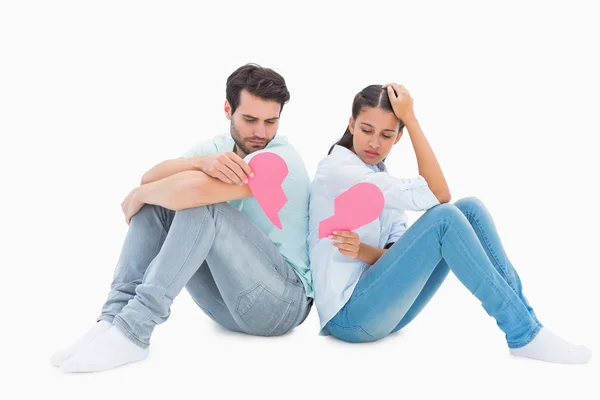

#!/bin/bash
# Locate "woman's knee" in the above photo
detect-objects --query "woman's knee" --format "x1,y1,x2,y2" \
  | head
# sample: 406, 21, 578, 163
425, 203, 472, 229
454, 196, 486, 212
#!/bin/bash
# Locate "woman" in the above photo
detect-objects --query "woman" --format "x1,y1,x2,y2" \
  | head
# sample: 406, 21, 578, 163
307, 83, 591, 364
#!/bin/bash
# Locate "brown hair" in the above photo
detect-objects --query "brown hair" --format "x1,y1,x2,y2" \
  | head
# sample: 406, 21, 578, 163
226, 63, 290, 115
328, 84, 405, 156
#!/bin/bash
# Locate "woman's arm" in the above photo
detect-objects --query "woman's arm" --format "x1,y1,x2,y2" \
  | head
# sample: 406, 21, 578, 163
404, 116, 451, 203
384, 83, 451, 203
357, 243, 387, 265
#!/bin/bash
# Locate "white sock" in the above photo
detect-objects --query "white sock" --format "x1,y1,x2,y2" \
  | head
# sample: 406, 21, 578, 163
59, 325, 149, 373
509, 327, 592, 364
50, 320, 112, 367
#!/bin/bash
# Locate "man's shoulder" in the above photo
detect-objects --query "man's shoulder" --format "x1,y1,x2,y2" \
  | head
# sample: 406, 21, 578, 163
210, 132, 234, 151
248, 137, 306, 166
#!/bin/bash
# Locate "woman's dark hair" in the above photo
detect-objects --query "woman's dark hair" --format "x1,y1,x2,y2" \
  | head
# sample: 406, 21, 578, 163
328, 84, 405, 156
226, 63, 290, 115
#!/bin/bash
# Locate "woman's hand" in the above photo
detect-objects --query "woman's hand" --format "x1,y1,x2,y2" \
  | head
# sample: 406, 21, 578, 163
121, 187, 145, 225
329, 230, 362, 259
383, 83, 415, 123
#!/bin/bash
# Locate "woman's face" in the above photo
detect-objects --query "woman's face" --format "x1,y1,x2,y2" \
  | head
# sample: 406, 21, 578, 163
349, 107, 402, 165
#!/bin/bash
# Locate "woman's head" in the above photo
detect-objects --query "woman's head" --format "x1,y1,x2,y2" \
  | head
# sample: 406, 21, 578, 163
329, 84, 405, 165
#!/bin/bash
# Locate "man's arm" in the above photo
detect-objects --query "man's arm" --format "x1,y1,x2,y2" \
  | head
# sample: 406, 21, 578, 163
140, 157, 204, 185
135, 170, 252, 211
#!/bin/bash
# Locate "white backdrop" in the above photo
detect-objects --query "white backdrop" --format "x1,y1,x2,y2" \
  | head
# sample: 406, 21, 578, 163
1, 1, 598, 399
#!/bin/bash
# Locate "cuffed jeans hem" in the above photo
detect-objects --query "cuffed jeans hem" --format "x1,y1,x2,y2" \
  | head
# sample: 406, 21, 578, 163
507, 325, 542, 349
112, 315, 151, 349
97, 314, 115, 324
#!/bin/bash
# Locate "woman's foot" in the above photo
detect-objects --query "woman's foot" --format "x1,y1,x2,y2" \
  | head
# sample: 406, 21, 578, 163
509, 328, 591, 364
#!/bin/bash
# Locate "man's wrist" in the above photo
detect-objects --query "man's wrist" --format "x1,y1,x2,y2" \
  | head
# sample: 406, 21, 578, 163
133, 184, 150, 204
190, 156, 205, 172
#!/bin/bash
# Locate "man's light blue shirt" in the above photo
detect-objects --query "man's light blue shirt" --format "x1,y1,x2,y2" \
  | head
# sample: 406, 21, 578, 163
181, 132, 314, 298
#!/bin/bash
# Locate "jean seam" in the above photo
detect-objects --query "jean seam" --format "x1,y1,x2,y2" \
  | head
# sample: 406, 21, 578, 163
236, 282, 294, 335
445, 222, 527, 325
351, 219, 444, 302
214, 205, 285, 272
464, 210, 516, 290
327, 320, 375, 341
289, 281, 306, 329
130, 206, 210, 337
112, 315, 149, 348
507, 324, 541, 348
215, 204, 303, 289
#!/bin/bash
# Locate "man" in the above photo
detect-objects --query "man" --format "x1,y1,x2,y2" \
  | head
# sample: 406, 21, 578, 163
51, 63, 314, 373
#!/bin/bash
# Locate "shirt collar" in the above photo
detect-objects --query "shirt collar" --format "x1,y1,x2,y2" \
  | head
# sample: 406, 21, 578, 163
330, 145, 387, 172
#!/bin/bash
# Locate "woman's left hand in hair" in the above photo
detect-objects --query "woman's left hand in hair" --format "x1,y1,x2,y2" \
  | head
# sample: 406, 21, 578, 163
383, 83, 415, 123
329, 230, 362, 259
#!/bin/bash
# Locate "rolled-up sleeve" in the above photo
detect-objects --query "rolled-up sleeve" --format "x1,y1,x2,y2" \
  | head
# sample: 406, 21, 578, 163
179, 139, 219, 158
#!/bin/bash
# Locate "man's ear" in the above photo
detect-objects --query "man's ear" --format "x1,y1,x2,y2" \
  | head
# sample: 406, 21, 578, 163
348, 116, 354, 134
224, 100, 232, 120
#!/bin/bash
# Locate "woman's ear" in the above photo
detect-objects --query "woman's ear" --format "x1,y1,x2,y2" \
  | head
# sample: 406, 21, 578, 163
394, 129, 403, 144
224, 100, 232, 120
348, 117, 354, 134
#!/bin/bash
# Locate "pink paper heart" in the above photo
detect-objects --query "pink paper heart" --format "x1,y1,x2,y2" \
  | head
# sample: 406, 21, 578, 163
318, 182, 384, 238
247, 152, 289, 229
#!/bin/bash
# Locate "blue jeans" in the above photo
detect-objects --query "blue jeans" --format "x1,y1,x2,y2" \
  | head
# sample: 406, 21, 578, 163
325, 197, 543, 349
98, 202, 312, 348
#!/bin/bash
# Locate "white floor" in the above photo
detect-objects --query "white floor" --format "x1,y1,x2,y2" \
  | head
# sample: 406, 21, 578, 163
22, 275, 598, 400
4, 1, 599, 398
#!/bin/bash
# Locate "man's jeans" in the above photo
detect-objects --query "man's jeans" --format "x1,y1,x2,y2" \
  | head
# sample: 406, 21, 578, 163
325, 197, 542, 348
98, 202, 312, 348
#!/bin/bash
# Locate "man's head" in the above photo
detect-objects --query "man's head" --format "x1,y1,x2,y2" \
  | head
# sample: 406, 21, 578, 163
224, 64, 290, 157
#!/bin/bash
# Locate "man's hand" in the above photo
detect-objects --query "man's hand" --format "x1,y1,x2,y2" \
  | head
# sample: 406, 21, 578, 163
329, 230, 362, 259
193, 151, 254, 185
121, 187, 145, 225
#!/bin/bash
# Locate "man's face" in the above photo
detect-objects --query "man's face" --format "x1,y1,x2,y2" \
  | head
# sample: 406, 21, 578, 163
225, 89, 281, 157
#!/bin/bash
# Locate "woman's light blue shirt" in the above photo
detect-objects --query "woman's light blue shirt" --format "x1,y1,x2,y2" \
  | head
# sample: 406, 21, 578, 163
307, 145, 440, 334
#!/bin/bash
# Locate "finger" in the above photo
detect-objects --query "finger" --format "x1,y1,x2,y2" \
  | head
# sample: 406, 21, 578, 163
223, 158, 250, 184
331, 230, 357, 239
328, 234, 347, 242
338, 249, 358, 259
386, 85, 398, 99
333, 242, 358, 252
215, 165, 240, 184
338, 249, 357, 258
391, 83, 405, 96
230, 153, 254, 178
212, 169, 235, 184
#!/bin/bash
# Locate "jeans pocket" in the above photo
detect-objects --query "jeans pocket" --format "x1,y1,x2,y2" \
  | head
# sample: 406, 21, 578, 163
325, 320, 375, 343
235, 282, 294, 336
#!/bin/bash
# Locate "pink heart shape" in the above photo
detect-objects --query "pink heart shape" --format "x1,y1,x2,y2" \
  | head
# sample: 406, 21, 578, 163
247, 152, 289, 229
318, 182, 384, 238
